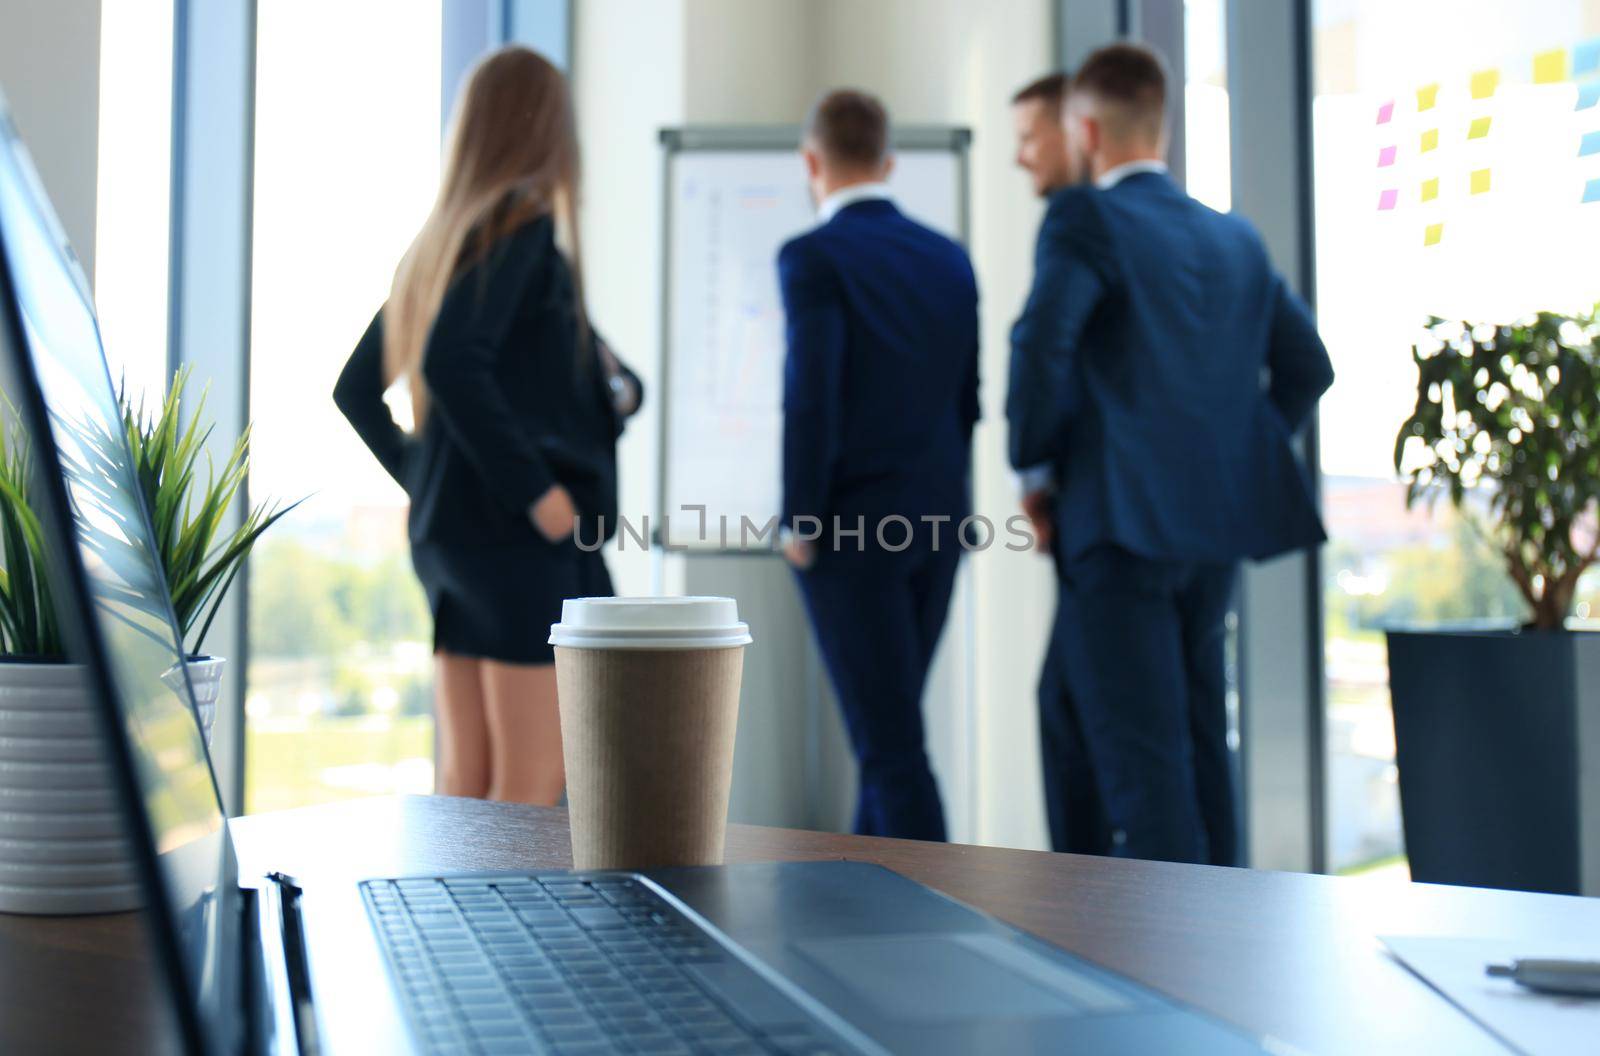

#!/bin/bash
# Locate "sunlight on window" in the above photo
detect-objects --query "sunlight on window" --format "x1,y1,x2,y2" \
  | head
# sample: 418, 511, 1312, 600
1185, 0, 1232, 212
1313, 0, 1599, 875
246, 0, 442, 813
94, 0, 173, 409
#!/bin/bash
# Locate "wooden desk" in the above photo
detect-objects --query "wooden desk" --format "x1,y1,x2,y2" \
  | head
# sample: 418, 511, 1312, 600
4, 794, 1598, 1055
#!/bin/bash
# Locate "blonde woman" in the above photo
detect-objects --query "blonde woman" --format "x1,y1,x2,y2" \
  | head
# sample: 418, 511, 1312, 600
334, 47, 640, 804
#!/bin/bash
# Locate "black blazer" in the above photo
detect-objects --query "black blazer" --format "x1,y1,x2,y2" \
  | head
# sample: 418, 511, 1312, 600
334, 216, 640, 549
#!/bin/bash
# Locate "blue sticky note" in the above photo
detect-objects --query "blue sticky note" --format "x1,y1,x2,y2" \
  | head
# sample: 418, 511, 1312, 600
1582, 130, 1600, 157
1579, 80, 1600, 110
1584, 178, 1600, 203
1575, 38, 1600, 77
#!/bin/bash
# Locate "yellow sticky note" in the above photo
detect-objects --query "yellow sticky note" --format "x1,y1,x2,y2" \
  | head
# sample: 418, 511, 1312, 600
1470, 68, 1501, 99
1421, 128, 1440, 152
1534, 48, 1569, 84
1424, 222, 1444, 246
1468, 116, 1493, 139
1471, 168, 1492, 194
1417, 83, 1440, 110
1421, 177, 1440, 201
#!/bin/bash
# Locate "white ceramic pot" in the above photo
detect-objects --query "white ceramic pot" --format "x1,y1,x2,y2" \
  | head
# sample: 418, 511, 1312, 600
0, 661, 140, 915
161, 656, 226, 749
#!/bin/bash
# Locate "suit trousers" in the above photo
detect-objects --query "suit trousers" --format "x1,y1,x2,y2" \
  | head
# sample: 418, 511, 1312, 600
1039, 586, 1111, 855
1049, 545, 1240, 865
795, 544, 960, 841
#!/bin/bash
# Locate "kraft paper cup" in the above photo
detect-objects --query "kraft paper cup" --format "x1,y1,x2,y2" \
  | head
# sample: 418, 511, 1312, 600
550, 597, 751, 871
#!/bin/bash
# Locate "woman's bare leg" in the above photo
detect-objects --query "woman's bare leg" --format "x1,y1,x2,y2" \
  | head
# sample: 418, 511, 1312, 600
433, 651, 491, 797
481, 661, 565, 805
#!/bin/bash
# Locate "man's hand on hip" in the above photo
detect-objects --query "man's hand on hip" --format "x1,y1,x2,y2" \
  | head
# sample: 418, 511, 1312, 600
1022, 488, 1055, 556
783, 536, 818, 570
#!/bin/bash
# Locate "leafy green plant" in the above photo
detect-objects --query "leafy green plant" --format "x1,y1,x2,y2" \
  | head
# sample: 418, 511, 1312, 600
0, 407, 62, 659
119, 369, 302, 657
1395, 312, 1600, 629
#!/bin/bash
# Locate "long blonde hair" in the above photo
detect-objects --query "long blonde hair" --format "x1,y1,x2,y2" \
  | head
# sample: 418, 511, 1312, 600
383, 46, 584, 426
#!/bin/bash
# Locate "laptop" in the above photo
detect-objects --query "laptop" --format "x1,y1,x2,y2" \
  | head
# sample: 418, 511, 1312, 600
0, 96, 1266, 1055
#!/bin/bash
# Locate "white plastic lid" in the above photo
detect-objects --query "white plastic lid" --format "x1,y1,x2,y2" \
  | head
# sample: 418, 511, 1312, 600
548, 596, 752, 650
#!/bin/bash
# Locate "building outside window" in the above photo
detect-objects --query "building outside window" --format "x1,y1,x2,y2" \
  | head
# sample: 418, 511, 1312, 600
246, 0, 443, 812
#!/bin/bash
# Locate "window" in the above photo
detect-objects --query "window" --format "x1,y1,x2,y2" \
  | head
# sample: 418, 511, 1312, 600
1184, 0, 1232, 212
95, 0, 174, 409
246, 1, 442, 813
1312, 0, 1597, 875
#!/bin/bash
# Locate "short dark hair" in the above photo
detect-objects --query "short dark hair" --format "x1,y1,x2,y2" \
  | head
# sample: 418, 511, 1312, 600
1011, 71, 1070, 117
1072, 43, 1167, 142
806, 89, 889, 170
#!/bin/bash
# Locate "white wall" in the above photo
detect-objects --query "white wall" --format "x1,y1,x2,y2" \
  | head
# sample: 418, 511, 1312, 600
573, 0, 1056, 850
0, 0, 101, 282
573, 0, 687, 597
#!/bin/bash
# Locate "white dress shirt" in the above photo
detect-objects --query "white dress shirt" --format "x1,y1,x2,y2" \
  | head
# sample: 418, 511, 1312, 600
817, 181, 893, 223
1095, 158, 1169, 190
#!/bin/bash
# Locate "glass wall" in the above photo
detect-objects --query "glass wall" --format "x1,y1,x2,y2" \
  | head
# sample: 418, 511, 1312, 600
94, 0, 174, 409
246, 0, 442, 812
1312, 0, 1600, 874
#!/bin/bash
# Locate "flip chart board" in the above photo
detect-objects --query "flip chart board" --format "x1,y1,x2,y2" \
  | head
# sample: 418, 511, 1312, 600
658, 126, 970, 550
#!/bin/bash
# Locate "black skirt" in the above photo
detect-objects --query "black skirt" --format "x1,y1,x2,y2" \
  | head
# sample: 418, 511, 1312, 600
410, 540, 614, 665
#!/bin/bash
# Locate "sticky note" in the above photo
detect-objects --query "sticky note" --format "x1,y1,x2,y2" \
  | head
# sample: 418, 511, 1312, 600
1379, 144, 1398, 166
1581, 129, 1600, 156
1470, 69, 1500, 99
1424, 223, 1444, 246
1534, 48, 1568, 84
1468, 116, 1492, 139
1579, 80, 1600, 109
1377, 100, 1395, 124
1421, 177, 1440, 201
1584, 177, 1600, 203
1420, 128, 1439, 152
1378, 188, 1399, 210
1417, 83, 1440, 110
1574, 38, 1600, 76
1470, 168, 1491, 194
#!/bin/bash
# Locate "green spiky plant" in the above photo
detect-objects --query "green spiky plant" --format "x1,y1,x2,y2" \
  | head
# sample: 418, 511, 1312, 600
118, 369, 302, 658
0, 406, 63, 659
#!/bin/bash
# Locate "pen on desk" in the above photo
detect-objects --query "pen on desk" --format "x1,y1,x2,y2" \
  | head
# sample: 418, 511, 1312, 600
1485, 959, 1600, 996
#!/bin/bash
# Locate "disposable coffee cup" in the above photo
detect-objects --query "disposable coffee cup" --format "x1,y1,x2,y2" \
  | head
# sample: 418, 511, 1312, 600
549, 597, 751, 871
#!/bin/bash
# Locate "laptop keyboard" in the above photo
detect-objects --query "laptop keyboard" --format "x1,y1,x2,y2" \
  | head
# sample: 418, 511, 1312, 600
361, 874, 851, 1056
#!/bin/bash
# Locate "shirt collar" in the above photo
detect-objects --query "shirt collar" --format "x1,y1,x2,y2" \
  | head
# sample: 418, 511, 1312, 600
817, 181, 893, 222
1095, 159, 1169, 190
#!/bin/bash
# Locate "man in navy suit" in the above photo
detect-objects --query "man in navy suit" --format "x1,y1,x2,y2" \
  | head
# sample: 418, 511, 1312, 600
1008, 44, 1334, 865
1009, 70, 1108, 857
779, 89, 980, 841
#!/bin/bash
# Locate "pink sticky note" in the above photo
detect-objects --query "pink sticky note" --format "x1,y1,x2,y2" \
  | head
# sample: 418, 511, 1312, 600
1377, 100, 1395, 124
1378, 188, 1399, 210
1378, 144, 1398, 167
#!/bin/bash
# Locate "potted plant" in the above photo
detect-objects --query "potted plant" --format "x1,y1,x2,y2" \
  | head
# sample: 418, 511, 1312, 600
116, 370, 300, 745
0, 409, 143, 914
1388, 311, 1600, 895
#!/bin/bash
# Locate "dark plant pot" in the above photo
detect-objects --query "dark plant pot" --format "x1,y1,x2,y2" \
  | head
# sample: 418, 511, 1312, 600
1386, 628, 1600, 895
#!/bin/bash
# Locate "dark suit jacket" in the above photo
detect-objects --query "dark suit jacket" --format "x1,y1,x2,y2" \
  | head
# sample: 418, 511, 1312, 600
778, 198, 980, 548
1007, 172, 1334, 564
334, 215, 640, 548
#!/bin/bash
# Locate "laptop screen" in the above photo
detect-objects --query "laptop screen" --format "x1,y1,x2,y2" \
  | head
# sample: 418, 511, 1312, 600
0, 101, 240, 1053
